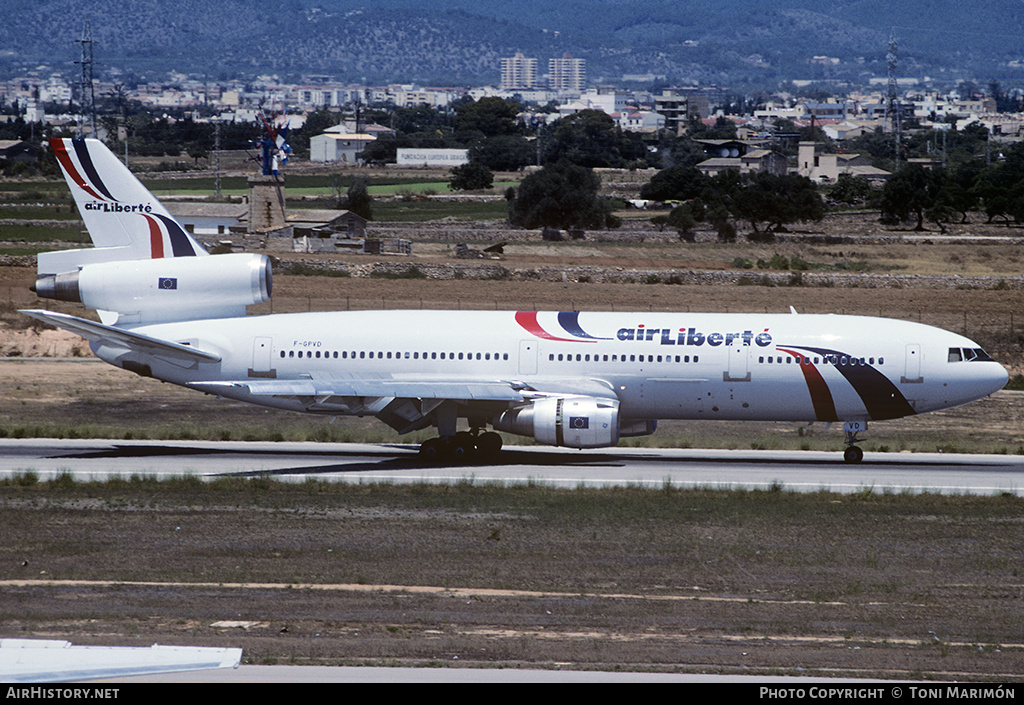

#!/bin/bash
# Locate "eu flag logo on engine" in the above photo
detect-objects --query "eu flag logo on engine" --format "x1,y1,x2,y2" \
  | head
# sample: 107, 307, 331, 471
569, 416, 589, 429
158, 277, 177, 290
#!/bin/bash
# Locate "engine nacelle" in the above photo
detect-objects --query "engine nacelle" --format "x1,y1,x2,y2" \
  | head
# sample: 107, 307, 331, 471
34, 253, 272, 324
493, 396, 621, 449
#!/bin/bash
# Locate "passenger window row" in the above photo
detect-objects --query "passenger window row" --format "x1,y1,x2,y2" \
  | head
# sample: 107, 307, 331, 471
759, 355, 884, 366
549, 352, 700, 364
281, 349, 510, 362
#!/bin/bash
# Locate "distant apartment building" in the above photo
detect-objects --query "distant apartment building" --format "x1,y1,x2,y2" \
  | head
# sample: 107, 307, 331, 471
557, 87, 629, 118
803, 101, 853, 120
655, 88, 710, 134
549, 53, 586, 93
38, 75, 73, 104
392, 86, 460, 109
294, 86, 335, 107
500, 53, 538, 90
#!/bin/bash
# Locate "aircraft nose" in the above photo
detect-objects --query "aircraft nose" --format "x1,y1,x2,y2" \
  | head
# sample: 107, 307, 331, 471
989, 361, 1010, 394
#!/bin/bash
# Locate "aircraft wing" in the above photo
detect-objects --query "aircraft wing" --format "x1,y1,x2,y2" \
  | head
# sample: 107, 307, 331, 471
0, 638, 241, 683
20, 309, 222, 364
189, 375, 619, 404
188, 375, 619, 434
189, 377, 528, 402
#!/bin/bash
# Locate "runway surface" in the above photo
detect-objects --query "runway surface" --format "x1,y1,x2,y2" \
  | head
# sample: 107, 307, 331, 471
2, 438, 1024, 495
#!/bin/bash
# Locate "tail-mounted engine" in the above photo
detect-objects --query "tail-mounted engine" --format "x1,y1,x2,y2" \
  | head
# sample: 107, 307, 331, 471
34, 253, 272, 324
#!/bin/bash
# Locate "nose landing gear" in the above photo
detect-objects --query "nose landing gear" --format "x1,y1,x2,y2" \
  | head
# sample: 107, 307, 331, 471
843, 420, 866, 464
843, 444, 864, 464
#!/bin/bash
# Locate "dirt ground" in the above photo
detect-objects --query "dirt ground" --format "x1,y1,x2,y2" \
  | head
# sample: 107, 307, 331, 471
4, 480, 1024, 681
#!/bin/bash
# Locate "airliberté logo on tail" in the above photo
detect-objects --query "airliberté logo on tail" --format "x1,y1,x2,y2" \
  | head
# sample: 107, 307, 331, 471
84, 201, 154, 213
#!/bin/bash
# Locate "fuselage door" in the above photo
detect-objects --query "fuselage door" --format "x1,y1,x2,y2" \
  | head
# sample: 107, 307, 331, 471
725, 342, 750, 382
902, 343, 922, 384
249, 336, 276, 378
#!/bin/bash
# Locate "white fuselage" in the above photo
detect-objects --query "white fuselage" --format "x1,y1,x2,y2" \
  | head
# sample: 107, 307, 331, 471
100, 309, 1008, 425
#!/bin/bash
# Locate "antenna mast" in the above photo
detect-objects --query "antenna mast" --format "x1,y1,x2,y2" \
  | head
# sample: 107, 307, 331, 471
74, 20, 98, 138
884, 28, 901, 170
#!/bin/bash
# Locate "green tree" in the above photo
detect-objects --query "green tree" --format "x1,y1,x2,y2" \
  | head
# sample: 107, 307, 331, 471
341, 178, 373, 220
639, 165, 707, 202
880, 164, 947, 231
508, 160, 614, 231
975, 141, 1024, 225
449, 161, 493, 191
541, 110, 647, 168
828, 173, 873, 206
470, 134, 535, 171
454, 97, 522, 139
393, 105, 451, 135
945, 160, 983, 223
666, 203, 698, 242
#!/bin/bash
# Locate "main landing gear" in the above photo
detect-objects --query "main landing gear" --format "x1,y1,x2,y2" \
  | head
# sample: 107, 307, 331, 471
843, 420, 866, 464
419, 430, 503, 463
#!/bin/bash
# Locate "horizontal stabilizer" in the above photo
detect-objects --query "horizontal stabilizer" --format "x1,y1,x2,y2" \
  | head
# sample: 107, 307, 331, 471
20, 309, 221, 364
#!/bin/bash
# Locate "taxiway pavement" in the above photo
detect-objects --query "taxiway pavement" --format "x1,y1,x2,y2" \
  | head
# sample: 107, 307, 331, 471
1, 438, 1022, 495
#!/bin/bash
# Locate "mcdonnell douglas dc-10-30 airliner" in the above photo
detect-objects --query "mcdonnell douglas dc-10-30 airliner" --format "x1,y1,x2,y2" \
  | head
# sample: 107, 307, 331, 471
24, 138, 1008, 463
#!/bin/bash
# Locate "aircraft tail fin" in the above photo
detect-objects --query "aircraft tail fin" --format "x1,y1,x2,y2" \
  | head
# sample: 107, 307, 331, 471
40, 138, 207, 275
33, 138, 270, 326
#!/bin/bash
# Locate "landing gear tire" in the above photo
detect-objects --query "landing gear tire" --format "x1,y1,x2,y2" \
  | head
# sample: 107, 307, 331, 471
419, 437, 446, 461
451, 433, 477, 462
419, 430, 502, 464
476, 431, 503, 459
842, 421, 866, 464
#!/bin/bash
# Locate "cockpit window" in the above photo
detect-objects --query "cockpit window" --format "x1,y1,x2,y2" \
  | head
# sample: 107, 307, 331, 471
949, 347, 995, 362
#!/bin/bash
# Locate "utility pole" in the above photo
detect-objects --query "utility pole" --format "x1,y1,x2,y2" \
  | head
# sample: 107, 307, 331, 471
214, 120, 222, 200
74, 20, 98, 138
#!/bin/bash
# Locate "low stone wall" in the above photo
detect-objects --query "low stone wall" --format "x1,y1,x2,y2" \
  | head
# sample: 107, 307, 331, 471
276, 258, 1024, 290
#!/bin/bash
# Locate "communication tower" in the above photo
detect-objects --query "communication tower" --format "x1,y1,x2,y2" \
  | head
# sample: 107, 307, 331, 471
884, 28, 901, 169
74, 21, 98, 138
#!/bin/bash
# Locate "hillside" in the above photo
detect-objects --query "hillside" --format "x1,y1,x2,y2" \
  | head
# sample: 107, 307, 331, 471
3, 0, 1023, 86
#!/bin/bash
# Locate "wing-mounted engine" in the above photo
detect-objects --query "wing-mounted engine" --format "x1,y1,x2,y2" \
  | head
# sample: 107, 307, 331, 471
493, 396, 623, 449
33, 253, 272, 325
